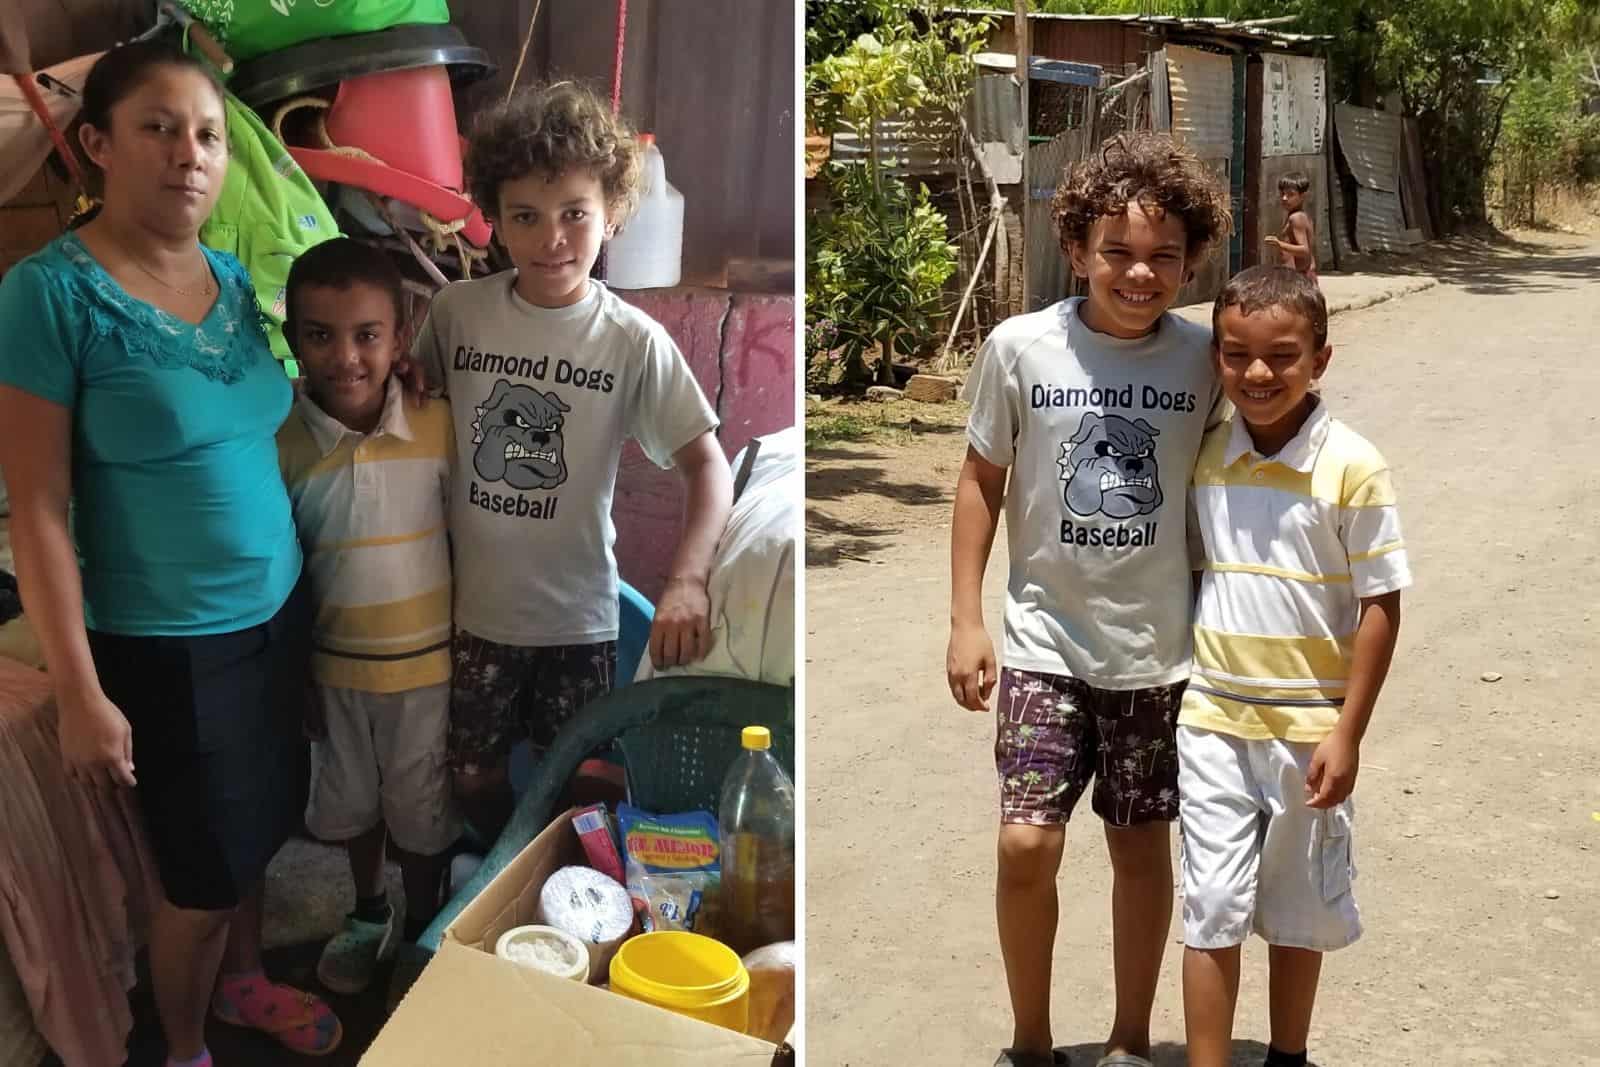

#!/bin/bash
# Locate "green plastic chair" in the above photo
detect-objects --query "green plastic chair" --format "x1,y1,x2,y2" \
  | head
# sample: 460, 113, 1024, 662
415, 675, 794, 953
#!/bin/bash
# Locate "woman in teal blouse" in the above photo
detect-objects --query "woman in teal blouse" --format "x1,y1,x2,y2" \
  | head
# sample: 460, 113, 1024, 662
0, 40, 340, 1064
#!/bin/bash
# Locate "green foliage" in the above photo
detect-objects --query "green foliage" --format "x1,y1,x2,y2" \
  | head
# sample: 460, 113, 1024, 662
808, 30, 928, 153
805, 0, 915, 68
807, 165, 958, 386
1498, 49, 1600, 222
805, 2, 988, 390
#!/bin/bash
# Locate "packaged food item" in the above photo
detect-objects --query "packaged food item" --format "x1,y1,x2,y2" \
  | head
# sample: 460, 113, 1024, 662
573, 803, 626, 883
618, 804, 720, 934
493, 924, 590, 982
536, 865, 636, 981
741, 941, 796, 1044
718, 726, 796, 954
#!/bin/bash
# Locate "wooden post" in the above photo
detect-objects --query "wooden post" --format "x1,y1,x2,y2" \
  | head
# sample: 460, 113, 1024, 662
1014, 0, 1030, 312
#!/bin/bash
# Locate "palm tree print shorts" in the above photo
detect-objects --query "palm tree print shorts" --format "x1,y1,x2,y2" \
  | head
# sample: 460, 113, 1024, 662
996, 668, 1186, 827
446, 631, 618, 772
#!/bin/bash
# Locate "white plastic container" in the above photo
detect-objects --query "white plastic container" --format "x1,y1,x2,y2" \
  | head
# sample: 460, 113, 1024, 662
606, 133, 684, 289
494, 924, 591, 982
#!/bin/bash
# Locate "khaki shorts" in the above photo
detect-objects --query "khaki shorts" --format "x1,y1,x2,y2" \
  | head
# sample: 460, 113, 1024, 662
305, 683, 461, 857
1177, 725, 1362, 952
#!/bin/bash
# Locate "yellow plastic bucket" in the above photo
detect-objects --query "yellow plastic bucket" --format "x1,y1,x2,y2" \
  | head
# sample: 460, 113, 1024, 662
608, 931, 750, 1033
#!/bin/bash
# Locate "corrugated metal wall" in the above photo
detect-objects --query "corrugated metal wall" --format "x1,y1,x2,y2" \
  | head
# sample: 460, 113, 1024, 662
449, 0, 793, 287
1256, 154, 1334, 268
1025, 127, 1094, 312
1168, 45, 1234, 158
829, 111, 961, 176
1260, 52, 1325, 157
1333, 102, 1420, 252
1168, 46, 1234, 306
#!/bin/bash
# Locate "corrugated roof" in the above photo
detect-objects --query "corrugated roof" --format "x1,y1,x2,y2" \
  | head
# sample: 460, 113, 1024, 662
947, 8, 1330, 51
975, 52, 1104, 87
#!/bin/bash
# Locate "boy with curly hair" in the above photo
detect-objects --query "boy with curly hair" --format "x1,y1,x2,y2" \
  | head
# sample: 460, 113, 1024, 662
947, 131, 1231, 1067
412, 81, 732, 841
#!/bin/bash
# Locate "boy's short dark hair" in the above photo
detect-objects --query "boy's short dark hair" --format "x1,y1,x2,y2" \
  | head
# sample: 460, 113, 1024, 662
1212, 265, 1328, 349
285, 238, 407, 339
1278, 172, 1312, 195
1051, 131, 1233, 259
465, 80, 643, 223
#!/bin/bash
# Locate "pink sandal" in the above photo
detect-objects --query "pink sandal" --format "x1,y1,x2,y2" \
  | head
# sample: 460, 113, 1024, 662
212, 972, 343, 1057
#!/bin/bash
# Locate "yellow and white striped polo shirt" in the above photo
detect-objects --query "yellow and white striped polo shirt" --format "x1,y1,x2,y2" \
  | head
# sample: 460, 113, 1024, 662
1180, 398, 1411, 742
278, 380, 453, 693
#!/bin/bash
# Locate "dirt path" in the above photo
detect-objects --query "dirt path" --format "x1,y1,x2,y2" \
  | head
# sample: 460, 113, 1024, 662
804, 237, 1600, 1066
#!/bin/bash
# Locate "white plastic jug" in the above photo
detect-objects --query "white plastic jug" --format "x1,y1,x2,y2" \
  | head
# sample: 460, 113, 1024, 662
606, 133, 684, 289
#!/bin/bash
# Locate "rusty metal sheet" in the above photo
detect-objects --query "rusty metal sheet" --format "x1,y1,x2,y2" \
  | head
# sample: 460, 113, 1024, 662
1334, 102, 1402, 192
1354, 187, 1422, 252
968, 72, 1024, 185
1167, 44, 1233, 157
829, 111, 962, 177
1025, 128, 1092, 313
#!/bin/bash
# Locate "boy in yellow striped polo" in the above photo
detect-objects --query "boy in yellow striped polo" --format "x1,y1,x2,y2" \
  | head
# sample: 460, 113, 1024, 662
277, 239, 461, 995
1179, 266, 1410, 1067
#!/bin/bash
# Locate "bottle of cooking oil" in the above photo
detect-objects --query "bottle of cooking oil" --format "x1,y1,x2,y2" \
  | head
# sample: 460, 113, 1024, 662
717, 726, 795, 955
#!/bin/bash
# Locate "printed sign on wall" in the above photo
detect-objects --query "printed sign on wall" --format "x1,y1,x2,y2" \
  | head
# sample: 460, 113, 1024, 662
1263, 54, 1326, 157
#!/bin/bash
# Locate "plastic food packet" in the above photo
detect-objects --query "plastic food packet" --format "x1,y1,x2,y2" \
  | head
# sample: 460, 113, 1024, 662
573, 804, 626, 883
742, 941, 796, 1044
617, 803, 720, 933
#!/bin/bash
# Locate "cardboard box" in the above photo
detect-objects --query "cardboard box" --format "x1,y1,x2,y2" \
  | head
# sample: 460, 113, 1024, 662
362, 810, 795, 1065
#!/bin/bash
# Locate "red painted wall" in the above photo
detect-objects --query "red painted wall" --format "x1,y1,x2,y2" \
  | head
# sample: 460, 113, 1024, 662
612, 287, 794, 601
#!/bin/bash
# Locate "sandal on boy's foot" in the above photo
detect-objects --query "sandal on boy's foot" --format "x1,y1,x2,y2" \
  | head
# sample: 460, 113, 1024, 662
316, 899, 400, 995
995, 1050, 1070, 1066
1096, 1056, 1153, 1067
212, 972, 343, 1056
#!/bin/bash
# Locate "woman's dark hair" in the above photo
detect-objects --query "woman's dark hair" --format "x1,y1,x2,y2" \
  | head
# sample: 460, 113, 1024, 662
79, 36, 223, 135
70, 37, 225, 226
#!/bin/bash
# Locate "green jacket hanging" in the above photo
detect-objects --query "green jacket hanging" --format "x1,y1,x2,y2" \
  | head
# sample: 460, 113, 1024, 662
199, 87, 340, 377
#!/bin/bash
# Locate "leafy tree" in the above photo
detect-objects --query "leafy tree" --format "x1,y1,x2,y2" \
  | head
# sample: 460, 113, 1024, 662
806, 4, 988, 387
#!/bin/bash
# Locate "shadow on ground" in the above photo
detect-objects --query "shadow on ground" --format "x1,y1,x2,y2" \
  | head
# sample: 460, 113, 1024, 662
1336, 231, 1599, 297
805, 444, 954, 569
1057, 1039, 1320, 1066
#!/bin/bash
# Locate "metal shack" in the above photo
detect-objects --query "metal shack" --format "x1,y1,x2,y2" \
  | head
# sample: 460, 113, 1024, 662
980, 11, 1334, 309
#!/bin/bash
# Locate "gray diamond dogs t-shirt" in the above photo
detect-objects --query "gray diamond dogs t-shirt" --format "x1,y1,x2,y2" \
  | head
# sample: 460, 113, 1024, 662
414, 274, 718, 646
964, 297, 1220, 688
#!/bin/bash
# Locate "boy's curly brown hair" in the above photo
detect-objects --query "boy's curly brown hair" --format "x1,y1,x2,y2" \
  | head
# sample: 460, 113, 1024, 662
1051, 131, 1233, 260
465, 80, 643, 223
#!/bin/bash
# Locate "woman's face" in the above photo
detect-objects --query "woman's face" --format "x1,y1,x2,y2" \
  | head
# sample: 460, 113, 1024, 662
79, 65, 227, 235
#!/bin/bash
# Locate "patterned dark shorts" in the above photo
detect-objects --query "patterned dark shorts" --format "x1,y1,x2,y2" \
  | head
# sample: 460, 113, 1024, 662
995, 668, 1185, 828
447, 631, 617, 772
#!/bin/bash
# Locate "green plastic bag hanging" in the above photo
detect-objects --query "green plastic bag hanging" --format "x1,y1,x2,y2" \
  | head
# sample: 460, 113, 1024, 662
184, 0, 451, 62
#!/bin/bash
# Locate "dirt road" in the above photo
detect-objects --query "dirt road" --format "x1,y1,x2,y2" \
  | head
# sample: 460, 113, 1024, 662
805, 237, 1600, 1066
